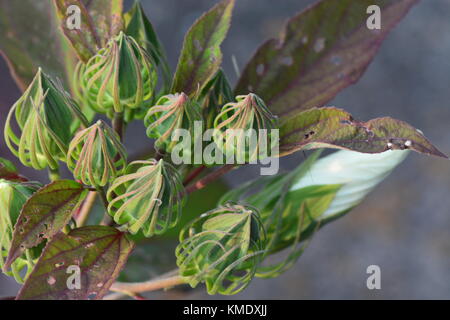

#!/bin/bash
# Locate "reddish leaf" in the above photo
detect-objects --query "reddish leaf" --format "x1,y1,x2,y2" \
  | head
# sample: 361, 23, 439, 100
235, 0, 419, 119
16, 226, 134, 300
279, 107, 447, 158
5, 180, 88, 269
53, 0, 123, 63
0, 158, 27, 182
171, 0, 235, 96
0, 0, 77, 91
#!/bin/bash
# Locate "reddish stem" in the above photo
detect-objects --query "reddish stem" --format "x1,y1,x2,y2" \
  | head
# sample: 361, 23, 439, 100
183, 165, 206, 186
185, 164, 235, 194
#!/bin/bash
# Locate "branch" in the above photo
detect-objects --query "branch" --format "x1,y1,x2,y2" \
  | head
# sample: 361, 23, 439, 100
109, 275, 186, 295
76, 191, 97, 227
185, 164, 235, 194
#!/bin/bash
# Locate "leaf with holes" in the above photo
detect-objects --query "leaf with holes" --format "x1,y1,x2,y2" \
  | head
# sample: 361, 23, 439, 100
53, 0, 124, 63
4, 180, 88, 270
0, 0, 77, 91
279, 107, 447, 158
171, 0, 235, 96
16, 226, 134, 300
235, 0, 419, 119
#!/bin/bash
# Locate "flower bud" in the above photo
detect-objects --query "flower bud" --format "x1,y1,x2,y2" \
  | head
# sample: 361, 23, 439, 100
199, 69, 234, 129
67, 120, 127, 187
0, 180, 40, 283
4, 68, 88, 170
176, 203, 265, 295
107, 159, 184, 237
213, 93, 278, 163
75, 32, 157, 116
144, 93, 203, 153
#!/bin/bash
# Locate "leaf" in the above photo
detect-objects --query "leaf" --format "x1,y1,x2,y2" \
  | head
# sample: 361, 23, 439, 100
290, 148, 410, 222
279, 107, 447, 158
0, 0, 77, 91
235, 0, 419, 119
53, 0, 124, 63
16, 226, 134, 300
52, 0, 101, 61
171, 0, 235, 96
124, 1, 170, 91
83, 0, 124, 44
0, 158, 26, 182
5, 180, 88, 269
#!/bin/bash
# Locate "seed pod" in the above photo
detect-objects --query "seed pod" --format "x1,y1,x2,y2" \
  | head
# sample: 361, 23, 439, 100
4, 68, 88, 170
176, 203, 265, 295
75, 32, 157, 117
213, 93, 278, 163
107, 159, 185, 237
144, 93, 203, 153
67, 120, 127, 187
0, 180, 40, 283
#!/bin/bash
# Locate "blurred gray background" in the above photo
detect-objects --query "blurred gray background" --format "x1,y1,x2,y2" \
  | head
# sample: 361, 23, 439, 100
1, 0, 450, 299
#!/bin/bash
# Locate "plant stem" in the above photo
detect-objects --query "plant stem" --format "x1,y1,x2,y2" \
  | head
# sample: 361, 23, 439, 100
48, 166, 60, 182
112, 112, 125, 140
183, 165, 206, 186
94, 186, 114, 226
76, 191, 97, 227
185, 164, 235, 194
110, 275, 185, 294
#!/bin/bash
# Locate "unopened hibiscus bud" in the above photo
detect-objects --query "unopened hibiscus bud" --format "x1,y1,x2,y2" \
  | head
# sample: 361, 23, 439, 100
67, 120, 127, 187
144, 93, 203, 153
213, 93, 278, 163
107, 159, 184, 237
176, 203, 265, 295
4, 68, 88, 170
75, 32, 157, 116
0, 180, 40, 283
199, 69, 234, 129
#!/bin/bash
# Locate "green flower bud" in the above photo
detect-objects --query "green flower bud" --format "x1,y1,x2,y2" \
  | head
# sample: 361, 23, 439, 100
144, 93, 203, 153
107, 159, 185, 237
0, 180, 40, 283
213, 93, 278, 163
176, 203, 265, 295
4, 68, 88, 170
67, 120, 127, 187
199, 69, 234, 129
75, 32, 157, 116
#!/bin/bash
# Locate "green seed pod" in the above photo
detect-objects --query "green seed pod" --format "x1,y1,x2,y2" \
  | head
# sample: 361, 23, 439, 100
107, 159, 185, 237
144, 93, 203, 154
75, 32, 157, 116
213, 93, 278, 163
0, 180, 40, 283
67, 120, 127, 187
176, 203, 265, 295
4, 68, 88, 170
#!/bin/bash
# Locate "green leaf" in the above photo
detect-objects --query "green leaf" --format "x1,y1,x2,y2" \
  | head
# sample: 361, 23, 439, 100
124, 1, 170, 92
235, 0, 419, 118
53, 0, 124, 63
0, 0, 77, 91
256, 184, 341, 278
5, 180, 88, 269
279, 107, 447, 158
171, 0, 235, 96
16, 226, 134, 300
